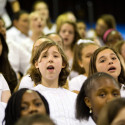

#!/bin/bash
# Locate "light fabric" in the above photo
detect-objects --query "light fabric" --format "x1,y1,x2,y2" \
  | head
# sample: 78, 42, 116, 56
79, 117, 96, 125
6, 40, 31, 75
0, 74, 9, 101
21, 38, 34, 55
6, 26, 29, 44
121, 84, 125, 97
33, 84, 81, 125
43, 24, 56, 35
19, 75, 34, 89
0, 102, 6, 125
0, 0, 15, 27
69, 75, 87, 91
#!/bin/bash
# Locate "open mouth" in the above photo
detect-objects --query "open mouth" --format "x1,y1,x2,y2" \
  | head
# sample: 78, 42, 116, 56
108, 67, 116, 71
47, 65, 54, 71
38, 24, 42, 28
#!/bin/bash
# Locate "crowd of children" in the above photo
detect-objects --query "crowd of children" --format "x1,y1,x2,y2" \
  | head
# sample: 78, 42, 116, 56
0, 0, 125, 125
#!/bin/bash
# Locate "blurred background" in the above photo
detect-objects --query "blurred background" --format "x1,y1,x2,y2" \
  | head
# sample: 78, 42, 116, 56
6, 0, 125, 38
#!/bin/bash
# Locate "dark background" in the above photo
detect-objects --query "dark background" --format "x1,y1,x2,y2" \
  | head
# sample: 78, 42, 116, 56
6, 0, 125, 37
16, 0, 125, 24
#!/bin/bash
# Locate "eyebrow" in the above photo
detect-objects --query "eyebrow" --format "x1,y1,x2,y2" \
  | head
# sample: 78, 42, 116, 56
98, 53, 116, 60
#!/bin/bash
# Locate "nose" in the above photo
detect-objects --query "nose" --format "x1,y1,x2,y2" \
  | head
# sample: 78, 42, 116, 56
48, 56, 53, 63
108, 59, 113, 65
106, 94, 114, 103
29, 104, 38, 114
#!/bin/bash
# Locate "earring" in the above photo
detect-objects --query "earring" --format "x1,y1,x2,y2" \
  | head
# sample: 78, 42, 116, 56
89, 108, 92, 114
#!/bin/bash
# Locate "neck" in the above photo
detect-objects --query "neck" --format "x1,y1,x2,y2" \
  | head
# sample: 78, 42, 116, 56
92, 114, 97, 123
31, 32, 43, 42
41, 78, 59, 88
64, 45, 72, 51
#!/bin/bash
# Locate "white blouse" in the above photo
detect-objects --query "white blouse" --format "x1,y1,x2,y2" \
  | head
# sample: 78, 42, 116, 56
0, 74, 9, 101
33, 84, 81, 125
69, 75, 87, 91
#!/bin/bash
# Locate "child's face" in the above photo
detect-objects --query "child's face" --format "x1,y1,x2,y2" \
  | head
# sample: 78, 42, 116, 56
79, 44, 99, 75
107, 31, 123, 47
76, 22, 86, 39
96, 49, 121, 81
0, 20, 6, 39
35, 46, 64, 83
121, 43, 125, 60
85, 78, 120, 121
16, 13, 29, 35
20, 90, 46, 116
48, 34, 63, 48
95, 19, 108, 37
111, 107, 125, 125
59, 23, 75, 47
30, 13, 45, 32
34, 3, 49, 21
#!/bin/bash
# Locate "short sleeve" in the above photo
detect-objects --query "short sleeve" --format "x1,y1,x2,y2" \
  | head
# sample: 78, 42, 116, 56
0, 74, 9, 91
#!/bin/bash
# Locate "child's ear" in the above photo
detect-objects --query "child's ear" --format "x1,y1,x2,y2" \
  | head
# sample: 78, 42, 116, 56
62, 62, 66, 68
84, 97, 92, 109
35, 61, 39, 68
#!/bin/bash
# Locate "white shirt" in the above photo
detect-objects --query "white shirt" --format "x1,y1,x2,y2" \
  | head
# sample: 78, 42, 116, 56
80, 117, 96, 125
6, 40, 31, 75
0, 0, 15, 27
19, 75, 34, 89
69, 75, 87, 91
0, 74, 9, 101
0, 102, 6, 125
33, 84, 80, 125
121, 84, 125, 97
21, 38, 34, 55
43, 24, 56, 35
6, 26, 29, 45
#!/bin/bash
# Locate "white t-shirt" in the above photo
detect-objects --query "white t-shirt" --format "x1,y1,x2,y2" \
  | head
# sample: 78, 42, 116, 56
6, 40, 31, 75
7, 26, 29, 45
0, 102, 6, 125
19, 75, 34, 89
21, 38, 34, 55
33, 84, 80, 125
43, 24, 56, 35
0, 74, 9, 101
69, 75, 87, 91
79, 117, 96, 125
121, 84, 125, 97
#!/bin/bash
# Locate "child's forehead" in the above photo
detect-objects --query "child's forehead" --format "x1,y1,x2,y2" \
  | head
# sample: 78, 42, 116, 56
91, 77, 118, 90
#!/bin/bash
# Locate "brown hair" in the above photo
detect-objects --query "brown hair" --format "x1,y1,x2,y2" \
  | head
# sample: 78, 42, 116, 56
57, 21, 80, 50
89, 46, 125, 85
72, 42, 99, 74
28, 40, 70, 86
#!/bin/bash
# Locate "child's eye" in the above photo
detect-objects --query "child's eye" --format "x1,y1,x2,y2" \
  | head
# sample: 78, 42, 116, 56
112, 57, 116, 60
100, 59, 105, 63
112, 92, 120, 97
42, 55, 47, 58
20, 105, 28, 111
35, 102, 42, 107
54, 55, 58, 58
99, 93, 106, 98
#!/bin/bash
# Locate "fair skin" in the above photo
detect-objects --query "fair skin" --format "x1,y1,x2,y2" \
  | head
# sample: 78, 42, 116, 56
20, 90, 46, 116
29, 12, 45, 42
79, 44, 99, 76
1, 90, 11, 103
95, 18, 108, 38
96, 49, 121, 81
35, 46, 65, 88
111, 107, 125, 125
121, 43, 125, 61
34, 2, 49, 22
85, 78, 120, 123
14, 13, 29, 36
59, 23, 74, 60
48, 34, 63, 48
76, 22, 86, 39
